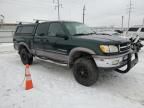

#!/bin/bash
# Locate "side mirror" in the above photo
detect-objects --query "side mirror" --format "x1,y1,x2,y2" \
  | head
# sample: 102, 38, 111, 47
56, 33, 68, 40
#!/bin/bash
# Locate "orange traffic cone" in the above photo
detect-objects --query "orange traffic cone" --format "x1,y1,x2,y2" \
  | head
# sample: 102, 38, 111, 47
25, 64, 33, 90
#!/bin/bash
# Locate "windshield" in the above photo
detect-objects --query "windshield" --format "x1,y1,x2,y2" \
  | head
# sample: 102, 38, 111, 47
64, 22, 95, 36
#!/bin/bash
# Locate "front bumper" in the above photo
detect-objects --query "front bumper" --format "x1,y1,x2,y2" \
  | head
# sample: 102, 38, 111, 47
93, 51, 138, 72
93, 52, 129, 68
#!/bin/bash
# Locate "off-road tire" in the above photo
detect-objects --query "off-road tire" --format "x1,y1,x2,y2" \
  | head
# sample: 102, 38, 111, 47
72, 57, 99, 86
19, 48, 33, 65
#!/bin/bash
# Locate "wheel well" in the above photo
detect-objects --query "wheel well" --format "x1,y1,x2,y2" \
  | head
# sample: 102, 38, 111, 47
69, 51, 96, 68
18, 45, 28, 54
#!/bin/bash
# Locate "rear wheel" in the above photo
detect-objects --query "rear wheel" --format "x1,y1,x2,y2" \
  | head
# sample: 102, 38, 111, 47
72, 57, 99, 86
19, 48, 33, 65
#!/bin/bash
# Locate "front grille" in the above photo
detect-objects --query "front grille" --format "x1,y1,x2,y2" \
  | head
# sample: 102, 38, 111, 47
119, 43, 131, 53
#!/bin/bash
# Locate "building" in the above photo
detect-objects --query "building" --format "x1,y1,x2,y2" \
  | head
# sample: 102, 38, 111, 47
0, 23, 17, 43
0, 23, 17, 31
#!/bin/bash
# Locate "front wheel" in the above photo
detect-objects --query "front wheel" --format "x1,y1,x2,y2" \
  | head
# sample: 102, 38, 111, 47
19, 48, 33, 65
72, 57, 99, 86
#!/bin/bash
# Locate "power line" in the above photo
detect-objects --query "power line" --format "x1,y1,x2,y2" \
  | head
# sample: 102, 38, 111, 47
127, 0, 133, 29
53, 0, 63, 20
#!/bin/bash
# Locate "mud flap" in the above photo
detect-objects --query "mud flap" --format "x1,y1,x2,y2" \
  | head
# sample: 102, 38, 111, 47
115, 53, 138, 73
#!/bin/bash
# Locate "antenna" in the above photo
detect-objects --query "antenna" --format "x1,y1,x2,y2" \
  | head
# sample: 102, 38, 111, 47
53, 0, 63, 20
127, 0, 134, 30
83, 5, 86, 24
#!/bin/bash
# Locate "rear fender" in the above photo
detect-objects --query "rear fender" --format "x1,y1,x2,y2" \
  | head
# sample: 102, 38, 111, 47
18, 42, 31, 54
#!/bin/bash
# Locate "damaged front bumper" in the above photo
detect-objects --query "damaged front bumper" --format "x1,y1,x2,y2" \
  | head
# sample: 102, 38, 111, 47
93, 51, 138, 73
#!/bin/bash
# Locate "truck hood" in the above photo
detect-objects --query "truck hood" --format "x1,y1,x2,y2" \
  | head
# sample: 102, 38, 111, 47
74, 34, 130, 44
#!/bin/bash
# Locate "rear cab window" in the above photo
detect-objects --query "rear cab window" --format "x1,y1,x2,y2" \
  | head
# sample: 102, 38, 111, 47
20, 26, 35, 34
15, 24, 36, 36
16, 26, 23, 33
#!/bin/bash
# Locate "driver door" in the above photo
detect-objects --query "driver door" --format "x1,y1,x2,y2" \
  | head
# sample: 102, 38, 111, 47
43, 22, 69, 62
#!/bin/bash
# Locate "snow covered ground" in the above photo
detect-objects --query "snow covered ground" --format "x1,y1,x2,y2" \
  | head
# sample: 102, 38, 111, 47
0, 43, 144, 108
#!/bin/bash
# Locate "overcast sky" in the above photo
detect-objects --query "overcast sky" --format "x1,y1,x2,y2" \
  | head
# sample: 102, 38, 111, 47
0, 0, 144, 27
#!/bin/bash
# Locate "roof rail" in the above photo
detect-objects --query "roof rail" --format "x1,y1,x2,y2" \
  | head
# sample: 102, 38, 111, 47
33, 19, 49, 23
35, 20, 39, 23
19, 22, 22, 25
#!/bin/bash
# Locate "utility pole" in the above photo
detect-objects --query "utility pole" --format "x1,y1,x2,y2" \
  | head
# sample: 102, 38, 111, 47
53, 0, 62, 20
143, 18, 144, 26
127, 0, 133, 30
83, 5, 86, 24
121, 16, 124, 30
0, 14, 4, 28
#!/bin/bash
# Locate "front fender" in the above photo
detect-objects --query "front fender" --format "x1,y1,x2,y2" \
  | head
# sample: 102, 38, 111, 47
68, 47, 96, 65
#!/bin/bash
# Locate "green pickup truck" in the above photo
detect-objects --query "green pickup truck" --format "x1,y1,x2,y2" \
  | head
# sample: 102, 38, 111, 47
13, 21, 138, 86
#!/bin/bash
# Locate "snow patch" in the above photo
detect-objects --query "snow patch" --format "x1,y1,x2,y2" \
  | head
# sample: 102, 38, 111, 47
0, 43, 144, 108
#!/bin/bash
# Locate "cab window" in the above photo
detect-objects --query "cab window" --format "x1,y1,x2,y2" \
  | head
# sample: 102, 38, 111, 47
48, 23, 65, 36
16, 26, 34, 34
36, 23, 49, 36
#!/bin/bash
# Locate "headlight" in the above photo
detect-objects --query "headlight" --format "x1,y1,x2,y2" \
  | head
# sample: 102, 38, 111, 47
100, 45, 118, 53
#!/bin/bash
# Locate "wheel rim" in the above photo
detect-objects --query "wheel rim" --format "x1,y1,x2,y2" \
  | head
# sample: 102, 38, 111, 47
21, 50, 28, 64
77, 65, 89, 79
22, 53, 27, 60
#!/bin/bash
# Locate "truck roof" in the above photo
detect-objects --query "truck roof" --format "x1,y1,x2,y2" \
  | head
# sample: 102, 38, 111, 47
18, 20, 80, 26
